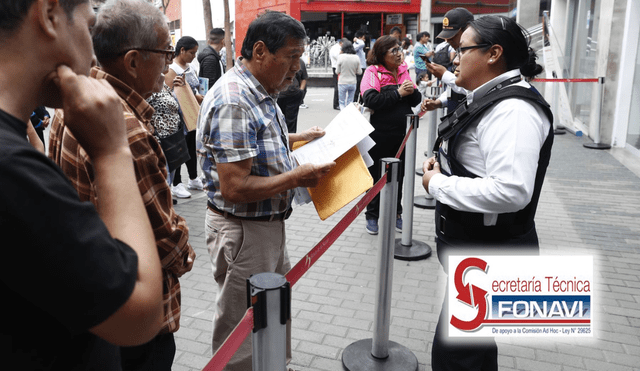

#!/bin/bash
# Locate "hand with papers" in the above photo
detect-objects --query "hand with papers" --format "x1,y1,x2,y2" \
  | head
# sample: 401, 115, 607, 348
289, 126, 336, 188
292, 162, 336, 188
291, 103, 376, 220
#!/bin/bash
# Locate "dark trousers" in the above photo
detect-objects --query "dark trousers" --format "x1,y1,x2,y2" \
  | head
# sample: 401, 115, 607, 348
432, 227, 539, 371
332, 67, 339, 109
277, 91, 304, 133
365, 132, 404, 220
120, 332, 176, 371
432, 291, 498, 371
174, 130, 197, 185
354, 72, 364, 102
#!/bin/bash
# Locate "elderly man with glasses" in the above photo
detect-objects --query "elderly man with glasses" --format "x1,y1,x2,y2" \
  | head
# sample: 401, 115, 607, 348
49, 1, 195, 370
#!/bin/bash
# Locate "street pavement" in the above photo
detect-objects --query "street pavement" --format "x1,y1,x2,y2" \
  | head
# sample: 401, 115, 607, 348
170, 87, 640, 371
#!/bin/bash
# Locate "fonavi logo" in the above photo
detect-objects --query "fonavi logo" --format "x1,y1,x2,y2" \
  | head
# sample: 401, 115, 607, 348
448, 255, 593, 337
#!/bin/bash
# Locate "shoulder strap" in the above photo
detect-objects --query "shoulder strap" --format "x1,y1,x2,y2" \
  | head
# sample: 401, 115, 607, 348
438, 86, 552, 142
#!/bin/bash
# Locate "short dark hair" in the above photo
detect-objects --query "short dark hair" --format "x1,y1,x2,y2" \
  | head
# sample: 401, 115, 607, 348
389, 26, 402, 35
468, 15, 543, 78
175, 36, 199, 57
417, 31, 430, 40
241, 11, 306, 60
366, 35, 400, 66
354, 30, 365, 39
0, 0, 87, 36
209, 28, 224, 44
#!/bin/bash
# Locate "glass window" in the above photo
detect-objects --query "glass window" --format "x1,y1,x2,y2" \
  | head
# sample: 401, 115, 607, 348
567, 0, 600, 125
626, 31, 640, 149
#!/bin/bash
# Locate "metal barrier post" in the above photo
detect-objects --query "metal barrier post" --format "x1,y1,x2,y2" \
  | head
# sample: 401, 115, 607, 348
394, 115, 431, 261
247, 273, 290, 371
342, 158, 418, 371
415, 85, 440, 210
552, 74, 566, 135
584, 77, 611, 149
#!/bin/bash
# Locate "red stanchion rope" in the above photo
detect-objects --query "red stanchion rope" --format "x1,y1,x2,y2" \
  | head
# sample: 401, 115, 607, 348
532, 78, 599, 83
200, 122, 415, 371
201, 308, 254, 371
287, 123, 413, 287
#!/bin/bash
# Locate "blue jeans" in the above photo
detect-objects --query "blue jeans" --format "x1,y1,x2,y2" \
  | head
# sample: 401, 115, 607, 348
338, 84, 356, 110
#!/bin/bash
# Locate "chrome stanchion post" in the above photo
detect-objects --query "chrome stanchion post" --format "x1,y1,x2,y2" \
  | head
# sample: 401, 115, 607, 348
415, 85, 439, 210
584, 77, 611, 149
342, 158, 418, 371
371, 158, 398, 358
552, 76, 566, 135
394, 116, 431, 261
247, 273, 290, 371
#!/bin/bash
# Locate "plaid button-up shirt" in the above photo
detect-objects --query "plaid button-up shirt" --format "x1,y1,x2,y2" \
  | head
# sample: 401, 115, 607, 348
197, 58, 294, 217
49, 67, 194, 334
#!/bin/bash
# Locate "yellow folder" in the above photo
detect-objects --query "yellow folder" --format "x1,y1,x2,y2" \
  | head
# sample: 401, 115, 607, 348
293, 142, 373, 220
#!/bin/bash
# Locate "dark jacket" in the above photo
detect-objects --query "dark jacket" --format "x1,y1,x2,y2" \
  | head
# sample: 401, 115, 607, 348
361, 63, 421, 136
198, 45, 223, 87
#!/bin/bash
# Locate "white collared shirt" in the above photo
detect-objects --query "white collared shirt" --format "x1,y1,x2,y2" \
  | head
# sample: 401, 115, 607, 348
428, 69, 551, 225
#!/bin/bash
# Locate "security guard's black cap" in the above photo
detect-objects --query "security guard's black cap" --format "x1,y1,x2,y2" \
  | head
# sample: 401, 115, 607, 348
437, 8, 474, 40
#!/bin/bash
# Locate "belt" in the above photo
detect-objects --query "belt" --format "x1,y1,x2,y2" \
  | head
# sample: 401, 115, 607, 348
435, 202, 534, 242
207, 200, 291, 222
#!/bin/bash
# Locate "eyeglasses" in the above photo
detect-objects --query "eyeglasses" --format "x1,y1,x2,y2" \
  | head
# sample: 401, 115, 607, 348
456, 43, 492, 57
118, 48, 176, 62
387, 47, 401, 55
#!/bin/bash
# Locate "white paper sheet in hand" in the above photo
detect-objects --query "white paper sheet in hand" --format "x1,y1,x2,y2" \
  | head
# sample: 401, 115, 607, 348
292, 103, 374, 165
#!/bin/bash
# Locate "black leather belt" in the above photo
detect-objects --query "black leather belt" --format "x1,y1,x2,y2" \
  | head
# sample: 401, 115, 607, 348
207, 200, 291, 222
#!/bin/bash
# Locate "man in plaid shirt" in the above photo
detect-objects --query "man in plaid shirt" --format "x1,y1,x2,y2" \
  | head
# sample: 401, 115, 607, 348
197, 11, 335, 371
49, 1, 194, 370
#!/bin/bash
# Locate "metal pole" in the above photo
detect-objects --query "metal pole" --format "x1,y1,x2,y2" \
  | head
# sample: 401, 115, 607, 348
584, 77, 611, 149
552, 76, 566, 135
247, 273, 290, 371
415, 84, 440, 210
401, 115, 416, 245
342, 158, 418, 371
371, 158, 399, 358
395, 116, 431, 261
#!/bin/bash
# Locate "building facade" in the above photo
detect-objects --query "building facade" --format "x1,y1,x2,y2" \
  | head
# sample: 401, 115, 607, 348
542, 0, 639, 154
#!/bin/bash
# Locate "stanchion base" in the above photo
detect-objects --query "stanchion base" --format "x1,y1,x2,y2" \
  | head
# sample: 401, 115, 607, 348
394, 239, 431, 261
342, 338, 418, 371
415, 168, 424, 176
583, 142, 611, 150
414, 195, 436, 209
554, 129, 566, 135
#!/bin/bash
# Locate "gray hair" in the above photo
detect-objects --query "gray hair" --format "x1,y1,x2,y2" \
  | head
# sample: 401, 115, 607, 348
92, 0, 167, 63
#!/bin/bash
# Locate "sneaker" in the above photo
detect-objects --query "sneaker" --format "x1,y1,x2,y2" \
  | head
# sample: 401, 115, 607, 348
299, 103, 309, 109
188, 178, 204, 190
365, 219, 378, 235
171, 183, 191, 199
396, 216, 403, 232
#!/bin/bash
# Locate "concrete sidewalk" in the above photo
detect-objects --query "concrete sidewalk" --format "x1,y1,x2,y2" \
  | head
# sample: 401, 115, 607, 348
171, 88, 640, 371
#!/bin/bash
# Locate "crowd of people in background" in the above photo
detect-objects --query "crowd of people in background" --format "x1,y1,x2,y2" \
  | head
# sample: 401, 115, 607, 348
1, 1, 550, 370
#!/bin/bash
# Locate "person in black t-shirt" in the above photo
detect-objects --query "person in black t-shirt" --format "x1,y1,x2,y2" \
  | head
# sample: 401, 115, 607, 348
0, 0, 164, 369
276, 58, 308, 133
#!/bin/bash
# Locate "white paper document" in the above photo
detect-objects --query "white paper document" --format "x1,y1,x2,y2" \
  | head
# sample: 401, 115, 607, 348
292, 103, 374, 166
291, 103, 376, 206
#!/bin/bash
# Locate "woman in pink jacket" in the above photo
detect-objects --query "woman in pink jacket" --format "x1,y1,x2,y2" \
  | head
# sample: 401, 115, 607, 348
360, 35, 422, 235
